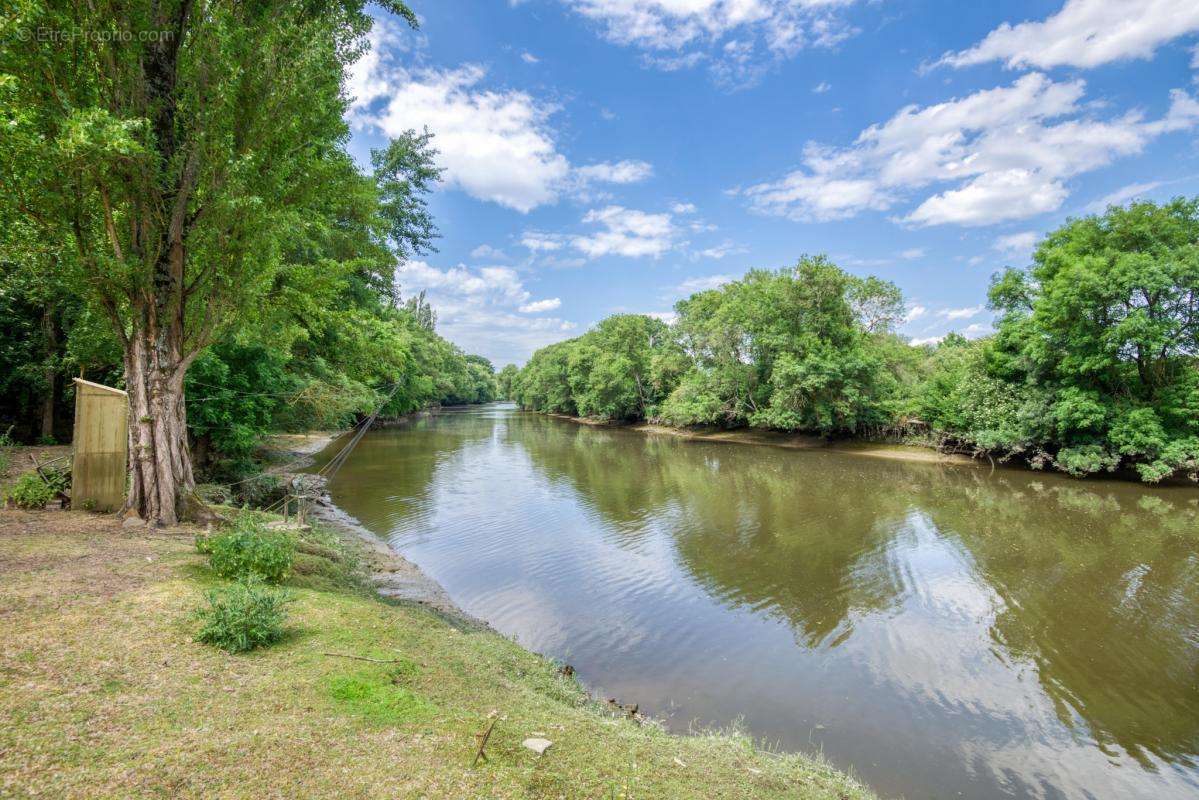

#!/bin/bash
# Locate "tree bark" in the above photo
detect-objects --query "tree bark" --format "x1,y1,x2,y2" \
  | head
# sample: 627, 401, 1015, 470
40, 306, 58, 441
123, 300, 195, 526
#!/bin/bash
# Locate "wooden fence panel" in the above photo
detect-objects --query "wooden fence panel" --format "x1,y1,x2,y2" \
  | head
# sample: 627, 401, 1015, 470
72, 379, 128, 512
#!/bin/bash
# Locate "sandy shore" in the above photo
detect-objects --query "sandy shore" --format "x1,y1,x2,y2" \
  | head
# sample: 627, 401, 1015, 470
553, 415, 981, 467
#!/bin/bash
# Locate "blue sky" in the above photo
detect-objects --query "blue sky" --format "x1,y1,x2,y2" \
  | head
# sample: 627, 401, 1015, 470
345, 0, 1199, 365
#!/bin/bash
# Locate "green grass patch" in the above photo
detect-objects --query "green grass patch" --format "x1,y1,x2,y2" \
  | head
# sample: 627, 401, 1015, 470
326, 670, 437, 725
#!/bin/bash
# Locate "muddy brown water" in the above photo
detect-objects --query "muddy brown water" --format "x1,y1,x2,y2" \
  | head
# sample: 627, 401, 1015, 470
314, 403, 1199, 799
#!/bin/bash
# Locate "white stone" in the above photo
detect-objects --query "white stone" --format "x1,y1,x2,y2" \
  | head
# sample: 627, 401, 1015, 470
522, 737, 552, 755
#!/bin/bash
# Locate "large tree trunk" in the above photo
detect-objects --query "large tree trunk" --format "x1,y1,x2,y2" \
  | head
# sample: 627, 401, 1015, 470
123, 301, 195, 526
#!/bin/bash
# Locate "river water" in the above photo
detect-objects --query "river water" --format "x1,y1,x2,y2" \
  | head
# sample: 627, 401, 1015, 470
319, 403, 1199, 799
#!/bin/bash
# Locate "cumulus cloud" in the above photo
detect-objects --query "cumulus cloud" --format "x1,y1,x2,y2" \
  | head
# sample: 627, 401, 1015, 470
904, 305, 927, 322
812, 81, 832, 93
520, 231, 566, 252
520, 51, 540, 64
556, 0, 862, 85
993, 231, 1039, 256
1083, 180, 1168, 213
671, 202, 698, 214
572, 205, 678, 258
521, 206, 681, 259
939, 0, 1199, 70
938, 305, 984, 321
574, 159, 655, 184
470, 244, 509, 260
740, 73, 1199, 226
350, 25, 650, 212
519, 298, 563, 313
696, 240, 747, 259
673, 274, 736, 295
910, 335, 945, 347
396, 260, 576, 364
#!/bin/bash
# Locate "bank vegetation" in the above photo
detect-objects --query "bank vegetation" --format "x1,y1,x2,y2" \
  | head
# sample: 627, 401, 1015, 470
513, 200, 1199, 483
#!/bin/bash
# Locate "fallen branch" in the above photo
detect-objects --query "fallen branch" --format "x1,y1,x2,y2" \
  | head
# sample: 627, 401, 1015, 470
472, 711, 500, 767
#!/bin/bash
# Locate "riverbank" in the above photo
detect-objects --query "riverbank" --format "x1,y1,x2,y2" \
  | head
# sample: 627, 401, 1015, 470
554, 414, 981, 467
0, 446, 879, 798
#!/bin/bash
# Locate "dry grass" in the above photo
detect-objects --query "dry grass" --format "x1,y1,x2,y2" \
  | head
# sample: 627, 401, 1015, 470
0, 509, 878, 800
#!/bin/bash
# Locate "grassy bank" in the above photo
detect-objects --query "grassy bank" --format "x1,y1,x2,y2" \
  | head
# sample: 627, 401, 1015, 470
0, 508, 878, 799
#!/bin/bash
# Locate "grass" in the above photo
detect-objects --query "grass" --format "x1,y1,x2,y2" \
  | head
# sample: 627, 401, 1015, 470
0, 508, 879, 799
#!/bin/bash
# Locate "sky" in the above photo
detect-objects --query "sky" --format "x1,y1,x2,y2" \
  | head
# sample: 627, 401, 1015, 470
344, 0, 1199, 365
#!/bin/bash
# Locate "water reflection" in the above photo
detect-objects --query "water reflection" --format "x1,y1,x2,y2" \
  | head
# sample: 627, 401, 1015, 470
323, 405, 1199, 799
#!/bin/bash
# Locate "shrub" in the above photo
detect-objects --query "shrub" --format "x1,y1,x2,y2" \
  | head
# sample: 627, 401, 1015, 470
194, 579, 292, 653
4, 468, 68, 509
200, 513, 294, 583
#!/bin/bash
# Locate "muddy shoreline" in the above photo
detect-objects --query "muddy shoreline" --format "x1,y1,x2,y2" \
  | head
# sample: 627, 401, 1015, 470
549, 414, 981, 467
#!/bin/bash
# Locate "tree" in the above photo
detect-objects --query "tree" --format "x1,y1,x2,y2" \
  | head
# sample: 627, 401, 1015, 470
987, 199, 1199, 480
2, 1, 418, 523
496, 364, 520, 399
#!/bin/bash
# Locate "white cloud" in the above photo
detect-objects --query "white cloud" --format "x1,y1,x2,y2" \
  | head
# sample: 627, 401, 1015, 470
671, 202, 698, 214
360, 62, 569, 212
520, 51, 540, 64
673, 274, 735, 295
992, 231, 1039, 256
904, 305, 926, 322
940, 0, 1199, 70
470, 244, 509, 260
962, 322, 990, 337
741, 73, 1199, 226
939, 305, 984, 321
521, 231, 566, 252
646, 310, 679, 324
519, 298, 563, 313
697, 240, 746, 259
910, 335, 944, 347
813, 81, 832, 93
396, 260, 576, 364
574, 159, 654, 184
572, 205, 678, 258
557, 0, 862, 85
1083, 180, 1166, 213
350, 26, 649, 212
899, 247, 925, 259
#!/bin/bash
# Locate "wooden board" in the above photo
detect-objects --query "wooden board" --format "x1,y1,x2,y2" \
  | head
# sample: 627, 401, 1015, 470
72, 379, 128, 512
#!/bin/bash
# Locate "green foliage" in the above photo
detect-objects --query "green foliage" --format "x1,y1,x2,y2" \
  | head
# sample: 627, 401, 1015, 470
199, 514, 295, 584
496, 364, 520, 400
5, 469, 66, 508
916, 199, 1199, 480
194, 579, 292, 654
326, 670, 436, 724
517, 201, 1199, 483
517, 257, 905, 435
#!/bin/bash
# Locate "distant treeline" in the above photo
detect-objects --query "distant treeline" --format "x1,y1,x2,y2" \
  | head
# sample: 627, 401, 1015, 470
510, 200, 1199, 483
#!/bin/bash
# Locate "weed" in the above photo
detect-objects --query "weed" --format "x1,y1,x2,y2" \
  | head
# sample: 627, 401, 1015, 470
194, 579, 292, 653
198, 512, 294, 583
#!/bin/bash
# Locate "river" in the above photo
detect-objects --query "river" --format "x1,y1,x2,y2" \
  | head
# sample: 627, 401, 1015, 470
318, 403, 1199, 799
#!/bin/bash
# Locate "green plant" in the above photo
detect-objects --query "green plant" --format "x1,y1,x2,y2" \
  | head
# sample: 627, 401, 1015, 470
0, 425, 14, 475
194, 579, 292, 653
200, 513, 295, 583
4, 468, 68, 509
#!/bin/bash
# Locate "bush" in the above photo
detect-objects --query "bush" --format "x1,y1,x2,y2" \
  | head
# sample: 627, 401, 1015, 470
194, 579, 292, 653
4, 468, 69, 509
199, 513, 294, 583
